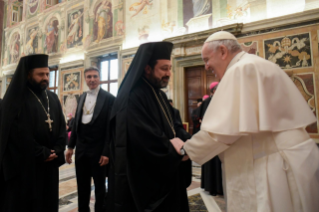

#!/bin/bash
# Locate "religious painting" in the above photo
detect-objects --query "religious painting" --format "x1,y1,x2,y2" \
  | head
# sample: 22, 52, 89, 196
93, 0, 113, 43
25, 26, 39, 55
138, 25, 149, 41
128, 0, 153, 19
182, 0, 212, 33
161, 20, 176, 37
317, 30, 319, 50
240, 41, 258, 55
44, 18, 59, 54
67, 8, 84, 48
63, 93, 80, 117
115, 20, 125, 36
62, 71, 81, 92
215, 1, 250, 27
264, 33, 312, 69
290, 73, 318, 134
9, 32, 20, 64
28, 0, 40, 15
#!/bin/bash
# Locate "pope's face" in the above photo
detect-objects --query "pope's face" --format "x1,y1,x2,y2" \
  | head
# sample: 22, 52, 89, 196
202, 43, 229, 80
85, 70, 100, 90
146, 59, 172, 88
28, 67, 50, 90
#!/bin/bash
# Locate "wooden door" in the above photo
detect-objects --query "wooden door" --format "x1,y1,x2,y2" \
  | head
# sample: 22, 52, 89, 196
185, 66, 218, 134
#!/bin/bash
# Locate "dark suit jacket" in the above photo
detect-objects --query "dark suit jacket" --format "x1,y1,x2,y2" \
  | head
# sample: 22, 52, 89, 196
68, 88, 115, 159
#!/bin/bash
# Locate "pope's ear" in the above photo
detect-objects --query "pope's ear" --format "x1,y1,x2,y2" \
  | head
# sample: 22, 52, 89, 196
220, 45, 228, 60
144, 65, 152, 75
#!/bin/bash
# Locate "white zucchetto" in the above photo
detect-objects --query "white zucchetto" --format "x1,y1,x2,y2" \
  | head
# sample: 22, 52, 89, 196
205, 31, 237, 43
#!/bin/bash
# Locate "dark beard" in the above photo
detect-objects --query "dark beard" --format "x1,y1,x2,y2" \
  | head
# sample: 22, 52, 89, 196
148, 72, 169, 89
28, 78, 49, 92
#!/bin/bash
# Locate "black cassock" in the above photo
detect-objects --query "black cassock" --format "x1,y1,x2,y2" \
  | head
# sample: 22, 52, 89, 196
107, 78, 191, 212
0, 88, 66, 211
195, 96, 223, 196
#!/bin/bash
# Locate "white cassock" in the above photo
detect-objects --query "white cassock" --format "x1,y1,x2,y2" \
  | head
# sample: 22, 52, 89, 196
184, 51, 319, 212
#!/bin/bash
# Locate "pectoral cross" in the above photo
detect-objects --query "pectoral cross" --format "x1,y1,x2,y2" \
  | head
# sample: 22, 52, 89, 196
45, 114, 54, 131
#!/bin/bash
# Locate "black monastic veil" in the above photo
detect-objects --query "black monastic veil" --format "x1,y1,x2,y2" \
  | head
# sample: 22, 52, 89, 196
107, 42, 191, 212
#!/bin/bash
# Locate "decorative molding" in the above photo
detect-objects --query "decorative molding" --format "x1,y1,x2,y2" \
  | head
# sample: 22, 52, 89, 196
240, 8, 319, 37
60, 59, 84, 69
164, 23, 243, 45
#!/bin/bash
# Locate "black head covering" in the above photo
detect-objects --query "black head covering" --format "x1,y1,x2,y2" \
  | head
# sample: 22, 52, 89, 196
0, 54, 49, 166
111, 41, 173, 118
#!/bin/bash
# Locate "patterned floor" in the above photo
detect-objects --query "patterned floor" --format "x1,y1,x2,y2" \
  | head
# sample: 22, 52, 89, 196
58, 164, 226, 212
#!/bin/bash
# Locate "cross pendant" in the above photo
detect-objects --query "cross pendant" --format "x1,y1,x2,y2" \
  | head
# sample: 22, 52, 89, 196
45, 114, 54, 131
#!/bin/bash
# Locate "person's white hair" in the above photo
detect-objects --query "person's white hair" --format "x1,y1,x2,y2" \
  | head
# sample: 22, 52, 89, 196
206, 39, 242, 54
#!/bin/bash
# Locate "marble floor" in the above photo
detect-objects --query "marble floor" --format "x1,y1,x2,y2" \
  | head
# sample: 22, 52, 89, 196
58, 163, 225, 212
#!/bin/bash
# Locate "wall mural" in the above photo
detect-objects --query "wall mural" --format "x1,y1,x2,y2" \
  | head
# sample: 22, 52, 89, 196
93, 0, 113, 43
128, 0, 153, 19
25, 26, 39, 55
9, 32, 20, 64
264, 33, 312, 69
182, 0, 212, 33
44, 18, 59, 54
216, 1, 250, 27
67, 8, 84, 48
27, 0, 40, 15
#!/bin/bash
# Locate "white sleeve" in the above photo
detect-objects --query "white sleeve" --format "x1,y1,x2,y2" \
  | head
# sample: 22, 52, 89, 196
183, 130, 241, 165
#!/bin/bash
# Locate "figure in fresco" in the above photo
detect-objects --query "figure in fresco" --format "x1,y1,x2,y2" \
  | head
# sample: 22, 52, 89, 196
28, 0, 39, 14
45, 20, 59, 54
129, 0, 153, 18
138, 25, 149, 41
115, 20, 124, 36
67, 11, 83, 48
94, 0, 112, 43
25, 28, 38, 55
10, 33, 20, 64
192, 0, 211, 17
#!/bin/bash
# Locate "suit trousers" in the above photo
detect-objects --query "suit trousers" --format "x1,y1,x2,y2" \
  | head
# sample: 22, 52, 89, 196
75, 154, 106, 212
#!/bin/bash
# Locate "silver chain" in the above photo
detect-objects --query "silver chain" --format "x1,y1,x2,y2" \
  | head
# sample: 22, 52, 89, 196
28, 88, 50, 117
143, 78, 176, 137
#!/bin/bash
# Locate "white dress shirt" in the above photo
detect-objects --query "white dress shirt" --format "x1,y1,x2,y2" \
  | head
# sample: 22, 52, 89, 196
82, 86, 100, 124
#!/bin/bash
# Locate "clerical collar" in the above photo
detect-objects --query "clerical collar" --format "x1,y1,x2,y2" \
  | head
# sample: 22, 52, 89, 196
226, 51, 246, 71
87, 86, 100, 95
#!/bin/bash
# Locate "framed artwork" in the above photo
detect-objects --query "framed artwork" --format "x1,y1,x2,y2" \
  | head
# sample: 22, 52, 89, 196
62, 93, 80, 117
264, 33, 312, 69
62, 71, 81, 92
240, 41, 258, 55
290, 72, 318, 134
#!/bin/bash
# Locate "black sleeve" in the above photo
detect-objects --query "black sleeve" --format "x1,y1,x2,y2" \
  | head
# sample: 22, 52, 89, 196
102, 94, 115, 157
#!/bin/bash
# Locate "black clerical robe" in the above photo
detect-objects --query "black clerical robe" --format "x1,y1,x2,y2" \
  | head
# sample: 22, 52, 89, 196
0, 88, 66, 212
198, 97, 223, 196
108, 78, 191, 212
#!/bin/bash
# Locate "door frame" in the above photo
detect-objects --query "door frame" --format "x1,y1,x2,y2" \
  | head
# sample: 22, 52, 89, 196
172, 54, 204, 121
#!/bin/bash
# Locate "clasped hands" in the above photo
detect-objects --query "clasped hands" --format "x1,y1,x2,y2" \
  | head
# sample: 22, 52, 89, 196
65, 148, 109, 166
170, 138, 189, 161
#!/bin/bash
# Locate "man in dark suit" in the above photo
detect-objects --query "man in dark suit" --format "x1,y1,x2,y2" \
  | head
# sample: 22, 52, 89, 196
65, 67, 115, 212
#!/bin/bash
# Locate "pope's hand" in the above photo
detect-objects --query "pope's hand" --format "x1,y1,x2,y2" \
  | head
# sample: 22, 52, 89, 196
99, 156, 109, 166
170, 138, 185, 155
65, 148, 74, 164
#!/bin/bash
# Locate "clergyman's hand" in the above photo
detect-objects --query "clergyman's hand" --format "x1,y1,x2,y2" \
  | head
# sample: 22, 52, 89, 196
170, 138, 185, 155
45, 150, 58, 162
65, 148, 74, 164
99, 156, 109, 166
